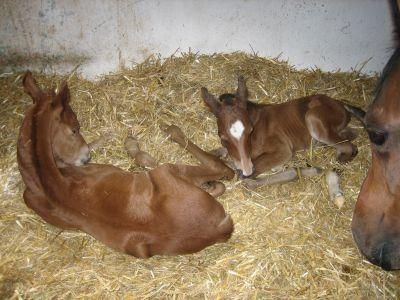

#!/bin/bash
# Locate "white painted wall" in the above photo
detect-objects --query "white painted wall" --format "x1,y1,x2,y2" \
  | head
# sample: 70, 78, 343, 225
0, 0, 394, 78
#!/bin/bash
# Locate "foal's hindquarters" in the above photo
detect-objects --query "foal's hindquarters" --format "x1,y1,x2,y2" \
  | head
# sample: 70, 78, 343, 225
58, 161, 234, 257
303, 95, 359, 164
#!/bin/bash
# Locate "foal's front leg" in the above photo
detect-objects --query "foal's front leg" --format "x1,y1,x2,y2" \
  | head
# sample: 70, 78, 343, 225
251, 144, 293, 177
243, 167, 322, 189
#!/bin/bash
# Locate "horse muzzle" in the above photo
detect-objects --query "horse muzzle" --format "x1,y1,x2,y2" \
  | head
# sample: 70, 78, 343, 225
352, 223, 400, 271
366, 240, 400, 271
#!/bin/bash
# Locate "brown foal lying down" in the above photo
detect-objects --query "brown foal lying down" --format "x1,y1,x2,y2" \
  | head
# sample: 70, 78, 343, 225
202, 76, 365, 187
17, 71, 234, 258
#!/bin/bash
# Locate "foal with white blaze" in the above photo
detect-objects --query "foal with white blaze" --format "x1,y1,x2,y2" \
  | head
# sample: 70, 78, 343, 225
202, 76, 365, 185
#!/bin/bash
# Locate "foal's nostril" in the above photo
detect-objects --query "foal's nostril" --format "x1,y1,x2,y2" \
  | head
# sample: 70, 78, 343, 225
236, 169, 249, 179
240, 174, 252, 179
352, 146, 358, 157
236, 167, 255, 179
82, 154, 91, 165
236, 169, 243, 178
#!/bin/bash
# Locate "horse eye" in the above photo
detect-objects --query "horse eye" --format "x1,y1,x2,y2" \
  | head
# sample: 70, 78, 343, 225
367, 129, 388, 146
71, 128, 78, 135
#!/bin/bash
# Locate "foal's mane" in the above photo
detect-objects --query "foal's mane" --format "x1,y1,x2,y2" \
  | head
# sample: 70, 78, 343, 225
30, 94, 53, 174
374, 0, 400, 99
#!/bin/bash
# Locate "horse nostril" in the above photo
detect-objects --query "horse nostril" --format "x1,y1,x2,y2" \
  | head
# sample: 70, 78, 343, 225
367, 241, 400, 271
377, 243, 393, 271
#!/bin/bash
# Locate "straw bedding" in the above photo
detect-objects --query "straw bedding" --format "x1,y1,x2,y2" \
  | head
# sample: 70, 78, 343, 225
1, 52, 399, 298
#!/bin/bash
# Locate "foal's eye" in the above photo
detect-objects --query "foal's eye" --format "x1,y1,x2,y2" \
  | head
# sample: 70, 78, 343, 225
71, 128, 78, 135
220, 135, 229, 144
367, 129, 388, 146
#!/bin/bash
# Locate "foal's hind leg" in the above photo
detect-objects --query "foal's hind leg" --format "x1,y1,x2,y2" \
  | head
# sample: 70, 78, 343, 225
125, 137, 158, 168
88, 135, 110, 151
305, 109, 357, 163
169, 164, 230, 197
162, 125, 235, 180
162, 125, 234, 196
338, 127, 357, 141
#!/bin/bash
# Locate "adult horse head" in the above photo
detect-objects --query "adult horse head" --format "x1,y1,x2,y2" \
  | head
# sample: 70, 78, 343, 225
352, 0, 400, 270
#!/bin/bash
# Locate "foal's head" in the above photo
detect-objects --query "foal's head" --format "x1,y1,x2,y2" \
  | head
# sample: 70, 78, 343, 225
202, 76, 254, 177
352, 48, 400, 270
23, 71, 90, 167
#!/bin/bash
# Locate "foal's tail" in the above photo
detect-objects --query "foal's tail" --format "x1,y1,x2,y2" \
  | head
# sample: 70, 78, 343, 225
344, 104, 366, 125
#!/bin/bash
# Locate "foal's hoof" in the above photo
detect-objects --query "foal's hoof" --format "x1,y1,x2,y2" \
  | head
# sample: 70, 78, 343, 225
209, 147, 229, 159
135, 151, 158, 168
124, 136, 140, 156
242, 178, 260, 190
161, 124, 186, 143
201, 181, 226, 197
337, 145, 358, 163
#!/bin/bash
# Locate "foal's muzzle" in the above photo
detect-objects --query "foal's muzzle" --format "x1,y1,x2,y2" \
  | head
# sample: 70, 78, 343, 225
81, 154, 91, 165
74, 146, 91, 166
236, 167, 254, 179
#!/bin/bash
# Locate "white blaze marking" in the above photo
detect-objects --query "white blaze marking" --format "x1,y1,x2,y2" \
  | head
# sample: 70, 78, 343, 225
229, 120, 245, 140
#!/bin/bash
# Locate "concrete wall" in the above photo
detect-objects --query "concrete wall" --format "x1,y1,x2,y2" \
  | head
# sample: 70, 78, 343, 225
0, 0, 394, 79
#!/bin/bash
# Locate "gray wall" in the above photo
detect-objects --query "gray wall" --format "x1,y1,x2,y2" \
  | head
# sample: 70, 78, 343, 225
0, 0, 394, 78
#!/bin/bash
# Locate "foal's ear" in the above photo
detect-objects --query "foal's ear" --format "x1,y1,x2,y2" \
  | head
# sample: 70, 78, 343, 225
53, 82, 70, 109
22, 71, 43, 103
236, 75, 249, 102
201, 87, 220, 114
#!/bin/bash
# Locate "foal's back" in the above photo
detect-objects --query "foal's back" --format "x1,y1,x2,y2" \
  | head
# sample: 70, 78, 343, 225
250, 94, 348, 152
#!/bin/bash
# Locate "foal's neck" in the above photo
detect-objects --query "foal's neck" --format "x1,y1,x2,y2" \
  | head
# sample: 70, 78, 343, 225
32, 104, 69, 200
246, 100, 264, 125
17, 105, 44, 194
